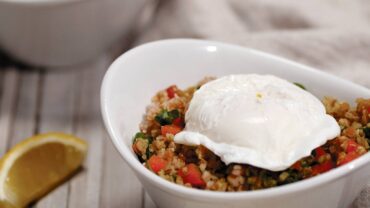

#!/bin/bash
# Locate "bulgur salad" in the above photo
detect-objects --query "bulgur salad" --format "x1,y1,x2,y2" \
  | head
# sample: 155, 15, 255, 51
132, 77, 370, 191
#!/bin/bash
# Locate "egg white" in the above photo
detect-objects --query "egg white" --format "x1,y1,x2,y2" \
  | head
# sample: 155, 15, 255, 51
174, 74, 340, 171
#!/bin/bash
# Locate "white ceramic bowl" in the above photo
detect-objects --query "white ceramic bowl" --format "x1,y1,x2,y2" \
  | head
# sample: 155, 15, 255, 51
0, 0, 150, 66
101, 39, 370, 208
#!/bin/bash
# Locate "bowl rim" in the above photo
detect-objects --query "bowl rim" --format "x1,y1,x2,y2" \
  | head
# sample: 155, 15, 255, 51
101, 38, 370, 201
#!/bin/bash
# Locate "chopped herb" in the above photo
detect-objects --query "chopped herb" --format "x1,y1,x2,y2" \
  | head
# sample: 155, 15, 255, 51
293, 82, 306, 90
283, 170, 301, 184
146, 146, 152, 159
155, 109, 180, 126
132, 132, 153, 162
311, 149, 316, 157
300, 157, 314, 168
134, 132, 147, 139
263, 177, 277, 187
133, 132, 152, 144
363, 127, 370, 139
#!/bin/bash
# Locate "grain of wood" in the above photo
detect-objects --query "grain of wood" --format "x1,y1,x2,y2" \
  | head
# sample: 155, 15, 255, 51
144, 192, 157, 208
100, 139, 144, 208
68, 57, 109, 208
37, 70, 77, 133
35, 69, 79, 208
0, 47, 151, 207
8, 71, 40, 147
0, 68, 19, 156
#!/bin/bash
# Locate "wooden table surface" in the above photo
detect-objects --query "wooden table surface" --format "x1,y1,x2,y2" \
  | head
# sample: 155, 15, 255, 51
0, 44, 157, 208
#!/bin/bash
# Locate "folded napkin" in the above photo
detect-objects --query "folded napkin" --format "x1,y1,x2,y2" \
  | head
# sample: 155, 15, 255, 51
136, 0, 370, 206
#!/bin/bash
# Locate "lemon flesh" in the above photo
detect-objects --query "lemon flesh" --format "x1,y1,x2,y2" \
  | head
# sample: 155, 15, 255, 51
0, 133, 87, 207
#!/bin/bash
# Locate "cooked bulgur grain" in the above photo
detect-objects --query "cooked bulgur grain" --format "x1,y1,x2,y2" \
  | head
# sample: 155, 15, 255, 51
132, 78, 370, 191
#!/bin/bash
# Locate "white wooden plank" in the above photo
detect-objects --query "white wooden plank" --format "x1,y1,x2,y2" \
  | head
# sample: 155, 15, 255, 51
67, 125, 104, 208
35, 69, 78, 208
144, 192, 157, 208
37, 70, 77, 133
7, 70, 41, 208
100, 139, 143, 208
0, 68, 19, 156
67, 56, 109, 208
9, 71, 40, 146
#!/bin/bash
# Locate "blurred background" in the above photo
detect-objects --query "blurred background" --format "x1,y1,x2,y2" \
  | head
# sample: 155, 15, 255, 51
0, 0, 369, 207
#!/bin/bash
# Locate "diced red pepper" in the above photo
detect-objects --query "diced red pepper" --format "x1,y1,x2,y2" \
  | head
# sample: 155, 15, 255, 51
147, 155, 167, 173
346, 140, 359, 153
161, 125, 182, 136
291, 161, 301, 170
366, 106, 370, 114
312, 161, 334, 175
172, 117, 184, 127
178, 163, 205, 188
166, 85, 176, 99
338, 152, 360, 166
314, 147, 326, 160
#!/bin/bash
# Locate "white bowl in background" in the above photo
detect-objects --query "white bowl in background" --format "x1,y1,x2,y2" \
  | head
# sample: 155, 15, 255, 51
101, 39, 370, 208
0, 0, 151, 67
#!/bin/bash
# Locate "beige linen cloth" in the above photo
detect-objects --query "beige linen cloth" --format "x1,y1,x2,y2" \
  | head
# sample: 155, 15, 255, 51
136, 0, 370, 206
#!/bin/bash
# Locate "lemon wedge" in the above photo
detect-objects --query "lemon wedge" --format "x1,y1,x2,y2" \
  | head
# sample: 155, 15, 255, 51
0, 133, 87, 208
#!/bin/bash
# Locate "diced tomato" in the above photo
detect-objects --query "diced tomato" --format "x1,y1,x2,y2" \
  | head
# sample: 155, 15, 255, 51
338, 152, 360, 166
178, 163, 205, 188
161, 125, 182, 136
172, 117, 184, 127
291, 161, 301, 170
147, 155, 167, 173
314, 147, 326, 160
366, 106, 370, 113
346, 140, 359, 153
166, 85, 176, 99
312, 161, 334, 175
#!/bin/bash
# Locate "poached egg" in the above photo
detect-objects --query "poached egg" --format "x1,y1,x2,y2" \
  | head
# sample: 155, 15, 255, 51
174, 74, 340, 171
